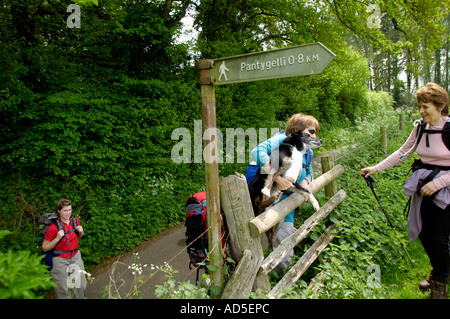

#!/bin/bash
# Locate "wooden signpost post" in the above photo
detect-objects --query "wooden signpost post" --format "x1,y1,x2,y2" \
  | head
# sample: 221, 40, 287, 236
198, 43, 336, 296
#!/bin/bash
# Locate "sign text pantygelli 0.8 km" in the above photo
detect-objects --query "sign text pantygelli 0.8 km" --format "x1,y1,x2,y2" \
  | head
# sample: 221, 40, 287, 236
210, 42, 336, 85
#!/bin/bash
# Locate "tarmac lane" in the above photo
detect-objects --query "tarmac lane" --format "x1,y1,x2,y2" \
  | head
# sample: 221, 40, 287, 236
85, 223, 202, 299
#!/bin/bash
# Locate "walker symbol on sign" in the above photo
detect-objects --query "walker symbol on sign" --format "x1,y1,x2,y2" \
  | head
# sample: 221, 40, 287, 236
218, 61, 229, 82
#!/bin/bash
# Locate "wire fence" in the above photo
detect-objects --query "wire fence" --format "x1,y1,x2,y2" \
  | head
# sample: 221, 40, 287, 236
332, 116, 410, 163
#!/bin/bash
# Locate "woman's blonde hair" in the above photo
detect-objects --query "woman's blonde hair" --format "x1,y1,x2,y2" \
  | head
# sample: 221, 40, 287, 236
285, 113, 320, 135
415, 82, 449, 116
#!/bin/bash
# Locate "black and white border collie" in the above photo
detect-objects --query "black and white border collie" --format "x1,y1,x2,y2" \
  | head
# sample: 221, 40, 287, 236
248, 131, 322, 249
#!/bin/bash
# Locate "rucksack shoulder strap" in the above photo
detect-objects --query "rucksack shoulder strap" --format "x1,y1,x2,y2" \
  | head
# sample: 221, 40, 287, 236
55, 218, 64, 231
69, 216, 79, 236
417, 117, 450, 150
415, 119, 426, 145
302, 149, 314, 168
442, 118, 450, 150
56, 216, 79, 235
71, 216, 78, 228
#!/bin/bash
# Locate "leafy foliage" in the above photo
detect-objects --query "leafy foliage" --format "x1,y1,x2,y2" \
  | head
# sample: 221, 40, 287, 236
1, 0, 448, 299
0, 231, 56, 299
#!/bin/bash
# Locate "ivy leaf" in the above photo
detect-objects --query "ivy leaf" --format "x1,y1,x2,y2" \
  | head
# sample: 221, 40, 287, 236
206, 264, 218, 272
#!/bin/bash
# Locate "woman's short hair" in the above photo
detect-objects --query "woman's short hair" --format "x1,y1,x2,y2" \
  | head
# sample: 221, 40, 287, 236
415, 82, 449, 116
286, 113, 320, 135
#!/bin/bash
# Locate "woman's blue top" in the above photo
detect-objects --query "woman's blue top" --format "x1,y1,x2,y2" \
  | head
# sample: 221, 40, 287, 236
250, 131, 313, 223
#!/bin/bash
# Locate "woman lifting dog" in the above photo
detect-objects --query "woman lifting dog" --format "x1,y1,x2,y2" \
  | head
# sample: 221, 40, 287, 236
249, 113, 320, 273
361, 82, 450, 299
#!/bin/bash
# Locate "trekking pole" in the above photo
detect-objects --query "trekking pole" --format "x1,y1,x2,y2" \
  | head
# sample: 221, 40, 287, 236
361, 174, 415, 264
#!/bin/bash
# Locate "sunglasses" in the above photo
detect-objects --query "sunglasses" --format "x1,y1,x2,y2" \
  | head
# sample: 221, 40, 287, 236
307, 128, 316, 135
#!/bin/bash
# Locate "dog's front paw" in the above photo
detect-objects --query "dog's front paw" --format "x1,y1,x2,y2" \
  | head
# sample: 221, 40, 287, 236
261, 187, 271, 198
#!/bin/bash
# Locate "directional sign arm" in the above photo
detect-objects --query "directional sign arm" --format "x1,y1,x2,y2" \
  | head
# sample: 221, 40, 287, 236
211, 43, 336, 85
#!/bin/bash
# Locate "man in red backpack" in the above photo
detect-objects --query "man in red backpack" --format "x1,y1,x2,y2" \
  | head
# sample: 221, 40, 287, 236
42, 199, 86, 299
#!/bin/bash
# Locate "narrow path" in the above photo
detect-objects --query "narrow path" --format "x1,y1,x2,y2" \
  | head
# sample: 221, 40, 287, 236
86, 223, 199, 299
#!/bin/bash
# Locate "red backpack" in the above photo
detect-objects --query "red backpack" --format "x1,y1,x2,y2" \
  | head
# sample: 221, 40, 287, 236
184, 192, 229, 283
185, 192, 208, 278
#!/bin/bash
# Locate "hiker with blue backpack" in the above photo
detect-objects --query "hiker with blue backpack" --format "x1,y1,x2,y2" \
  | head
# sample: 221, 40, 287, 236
247, 113, 320, 273
361, 82, 450, 299
42, 198, 87, 299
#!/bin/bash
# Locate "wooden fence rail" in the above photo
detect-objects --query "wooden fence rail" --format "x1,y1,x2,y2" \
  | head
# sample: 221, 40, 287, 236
219, 164, 345, 299
267, 224, 338, 298
248, 164, 344, 236
261, 189, 346, 275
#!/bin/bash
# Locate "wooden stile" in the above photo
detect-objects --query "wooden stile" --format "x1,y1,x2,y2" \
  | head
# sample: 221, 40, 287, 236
249, 164, 344, 236
261, 189, 346, 274
219, 162, 345, 298
267, 224, 338, 299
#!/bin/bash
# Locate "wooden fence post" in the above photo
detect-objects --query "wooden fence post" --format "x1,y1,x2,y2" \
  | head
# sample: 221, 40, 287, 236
221, 249, 262, 299
399, 114, 404, 131
380, 126, 387, 153
219, 173, 271, 295
321, 155, 337, 198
